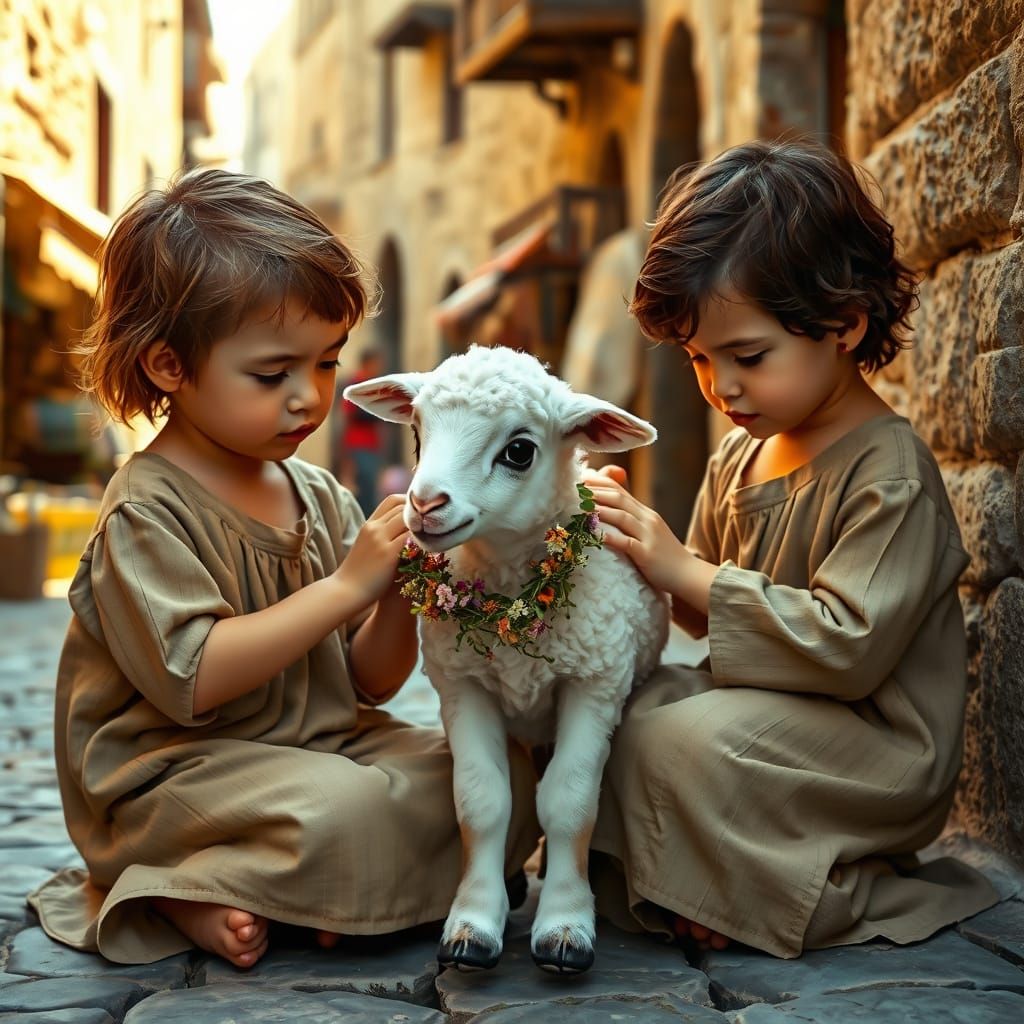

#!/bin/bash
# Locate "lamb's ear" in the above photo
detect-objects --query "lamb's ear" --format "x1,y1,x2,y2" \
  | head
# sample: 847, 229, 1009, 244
561, 395, 658, 453
343, 373, 426, 424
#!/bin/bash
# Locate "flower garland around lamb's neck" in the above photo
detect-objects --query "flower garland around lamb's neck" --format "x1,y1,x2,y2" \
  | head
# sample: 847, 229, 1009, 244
397, 484, 603, 661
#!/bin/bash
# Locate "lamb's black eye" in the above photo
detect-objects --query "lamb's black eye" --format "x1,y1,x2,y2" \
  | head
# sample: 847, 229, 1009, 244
498, 438, 536, 471
411, 427, 421, 463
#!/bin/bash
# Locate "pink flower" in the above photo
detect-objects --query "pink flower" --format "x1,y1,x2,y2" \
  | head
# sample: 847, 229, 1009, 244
435, 584, 457, 612
586, 513, 600, 533
526, 619, 548, 639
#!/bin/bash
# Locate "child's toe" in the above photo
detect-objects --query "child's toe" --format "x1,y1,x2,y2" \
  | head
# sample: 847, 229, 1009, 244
226, 909, 256, 932
231, 937, 268, 969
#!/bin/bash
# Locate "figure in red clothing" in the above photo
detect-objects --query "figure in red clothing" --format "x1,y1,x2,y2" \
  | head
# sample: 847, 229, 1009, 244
334, 348, 385, 516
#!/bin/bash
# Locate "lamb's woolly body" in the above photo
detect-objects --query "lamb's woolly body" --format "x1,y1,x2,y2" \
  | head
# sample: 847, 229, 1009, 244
344, 343, 668, 972
412, 346, 667, 742
423, 533, 667, 744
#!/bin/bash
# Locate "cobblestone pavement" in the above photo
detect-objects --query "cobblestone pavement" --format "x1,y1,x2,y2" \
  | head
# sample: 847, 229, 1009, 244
2, 596, 1024, 1022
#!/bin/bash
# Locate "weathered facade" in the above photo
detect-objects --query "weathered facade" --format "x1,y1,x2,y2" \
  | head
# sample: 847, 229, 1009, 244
0, 0, 220, 478
848, 0, 1024, 862
251, 0, 847, 532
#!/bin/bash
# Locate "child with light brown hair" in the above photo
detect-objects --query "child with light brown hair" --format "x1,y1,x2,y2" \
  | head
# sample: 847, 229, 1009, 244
29, 168, 539, 967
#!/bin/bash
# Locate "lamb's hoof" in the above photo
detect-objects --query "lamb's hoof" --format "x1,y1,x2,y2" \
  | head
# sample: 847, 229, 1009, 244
531, 936, 595, 974
438, 936, 502, 972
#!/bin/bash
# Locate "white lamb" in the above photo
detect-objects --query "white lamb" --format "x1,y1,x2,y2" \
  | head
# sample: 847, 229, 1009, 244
344, 344, 669, 974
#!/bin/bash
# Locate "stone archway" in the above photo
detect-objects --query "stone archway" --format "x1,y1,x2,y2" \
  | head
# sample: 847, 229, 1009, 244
641, 20, 707, 542
596, 132, 628, 244
375, 237, 404, 463
438, 271, 464, 361
375, 237, 404, 374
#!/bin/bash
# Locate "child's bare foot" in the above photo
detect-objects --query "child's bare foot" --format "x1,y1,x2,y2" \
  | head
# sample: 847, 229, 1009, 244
153, 898, 269, 968
673, 915, 730, 951
315, 930, 341, 949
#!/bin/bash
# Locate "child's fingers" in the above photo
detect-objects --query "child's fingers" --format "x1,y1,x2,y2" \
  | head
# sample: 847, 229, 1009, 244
580, 468, 623, 491
593, 504, 637, 538
587, 485, 629, 510
600, 465, 629, 488
367, 493, 406, 519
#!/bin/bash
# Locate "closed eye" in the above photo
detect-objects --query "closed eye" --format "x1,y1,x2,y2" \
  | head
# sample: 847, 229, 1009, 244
735, 351, 766, 367
251, 371, 288, 386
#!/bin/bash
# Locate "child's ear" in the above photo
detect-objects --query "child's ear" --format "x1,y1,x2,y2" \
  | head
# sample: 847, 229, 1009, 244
140, 341, 185, 393
835, 313, 868, 351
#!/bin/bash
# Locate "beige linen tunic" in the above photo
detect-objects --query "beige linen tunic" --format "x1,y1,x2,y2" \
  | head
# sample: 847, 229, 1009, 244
30, 453, 540, 964
592, 414, 997, 958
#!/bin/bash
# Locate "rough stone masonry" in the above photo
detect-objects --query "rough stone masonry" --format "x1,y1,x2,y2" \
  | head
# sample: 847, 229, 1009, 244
848, 0, 1024, 862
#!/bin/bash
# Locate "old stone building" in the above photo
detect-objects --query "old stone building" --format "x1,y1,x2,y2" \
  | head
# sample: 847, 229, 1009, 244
0, 0, 220, 481
249, 0, 848, 530
245, 0, 1022, 865
847, 1, 1024, 863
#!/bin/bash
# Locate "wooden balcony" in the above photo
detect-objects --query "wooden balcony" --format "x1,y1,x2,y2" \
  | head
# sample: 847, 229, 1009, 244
455, 0, 642, 83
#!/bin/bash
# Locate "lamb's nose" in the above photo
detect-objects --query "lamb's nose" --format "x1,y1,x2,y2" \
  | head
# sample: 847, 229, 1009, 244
409, 490, 449, 516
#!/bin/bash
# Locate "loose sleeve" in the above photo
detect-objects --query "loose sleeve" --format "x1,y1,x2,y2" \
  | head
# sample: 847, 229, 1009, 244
87, 503, 235, 726
708, 478, 961, 701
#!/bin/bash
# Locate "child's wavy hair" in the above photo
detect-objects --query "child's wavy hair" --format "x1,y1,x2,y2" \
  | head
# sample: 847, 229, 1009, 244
77, 167, 373, 424
630, 138, 918, 372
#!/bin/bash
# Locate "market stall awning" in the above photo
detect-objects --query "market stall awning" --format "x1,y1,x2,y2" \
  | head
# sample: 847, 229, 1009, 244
1, 159, 111, 298
375, 2, 454, 48
435, 221, 553, 329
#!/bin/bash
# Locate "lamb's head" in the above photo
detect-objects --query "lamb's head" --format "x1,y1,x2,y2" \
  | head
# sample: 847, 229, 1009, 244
343, 345, 656, 551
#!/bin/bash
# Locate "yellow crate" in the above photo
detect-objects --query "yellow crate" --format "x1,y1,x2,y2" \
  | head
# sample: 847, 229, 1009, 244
9, 496, 100, 580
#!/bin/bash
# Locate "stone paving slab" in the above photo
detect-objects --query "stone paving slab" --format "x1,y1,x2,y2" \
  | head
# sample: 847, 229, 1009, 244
122, 984, 446, 1023
727, 986, 1024, 1023
471, 999, 729, 1024
5, 927, 191, 991
958, 898, 1024, 966
469, 995, 728, 1022
436, 929, 713, 1024
0, 1011, 114, 1024
0, 843, 82, 871
0, 976, 147, 1016
199, 930, 440, 1004
703, 927, 1024, 1009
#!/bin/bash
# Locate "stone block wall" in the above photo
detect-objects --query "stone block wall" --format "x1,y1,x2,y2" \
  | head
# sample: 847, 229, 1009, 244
848, 0, 1024, 860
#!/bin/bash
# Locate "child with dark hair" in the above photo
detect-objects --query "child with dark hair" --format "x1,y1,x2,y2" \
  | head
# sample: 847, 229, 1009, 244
29, 168, 539, 967
586, 139, 997, 958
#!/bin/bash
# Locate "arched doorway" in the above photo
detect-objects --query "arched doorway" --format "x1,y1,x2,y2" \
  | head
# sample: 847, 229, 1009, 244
595, 132, 627, 245
438, 271, 464, 362
375, 237, 404, 463
641, 21, 707, 541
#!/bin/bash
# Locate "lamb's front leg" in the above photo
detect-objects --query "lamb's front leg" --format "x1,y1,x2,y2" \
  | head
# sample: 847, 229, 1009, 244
532, 682, 620, 974
436, 677, 514, 971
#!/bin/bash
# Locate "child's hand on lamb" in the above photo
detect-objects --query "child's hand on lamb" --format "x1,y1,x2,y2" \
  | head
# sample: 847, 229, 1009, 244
332, 493, 410, 611
587, 475, 716, 611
